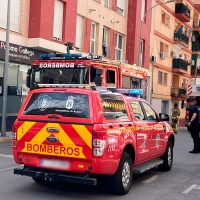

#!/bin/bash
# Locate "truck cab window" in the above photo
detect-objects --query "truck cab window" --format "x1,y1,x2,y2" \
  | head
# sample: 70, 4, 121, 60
90, 66, 103, 86
106, 70, 115, 86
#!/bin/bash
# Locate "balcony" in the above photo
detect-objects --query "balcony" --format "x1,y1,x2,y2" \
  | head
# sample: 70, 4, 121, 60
193, 19, 200, 31
172, 58, 188, 74
174, 33, 189, 48
194, 2, 200, 13
171, 87, 187, 99
175, 3, 190, 22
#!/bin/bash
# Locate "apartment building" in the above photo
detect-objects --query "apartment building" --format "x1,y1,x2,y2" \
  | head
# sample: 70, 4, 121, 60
150, 0, 200, 126
1, 0, 152, 130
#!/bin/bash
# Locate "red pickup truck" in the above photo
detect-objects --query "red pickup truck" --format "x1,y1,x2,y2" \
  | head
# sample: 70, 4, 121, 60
12, 85, 174, 195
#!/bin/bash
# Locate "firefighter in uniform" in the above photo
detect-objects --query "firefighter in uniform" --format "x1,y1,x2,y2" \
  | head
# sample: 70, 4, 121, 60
172, 103, 180, 134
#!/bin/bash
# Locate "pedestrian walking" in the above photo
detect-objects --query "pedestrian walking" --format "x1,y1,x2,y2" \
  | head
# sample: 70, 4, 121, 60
188, 99, 199, 154
172, 103, 180, 134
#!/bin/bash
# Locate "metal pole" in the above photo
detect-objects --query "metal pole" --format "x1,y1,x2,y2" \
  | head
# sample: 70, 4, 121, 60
1, 0, 11, 137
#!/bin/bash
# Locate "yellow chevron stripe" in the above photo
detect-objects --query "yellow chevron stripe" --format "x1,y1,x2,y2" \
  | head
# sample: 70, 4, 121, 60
17, 121, 36, 141
72, 125, 92, 149
22, 123, 86, 159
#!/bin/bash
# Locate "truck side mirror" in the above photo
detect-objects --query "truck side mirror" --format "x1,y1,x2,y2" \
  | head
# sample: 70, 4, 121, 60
26, 69, 31, 88
95, 76, 103, 86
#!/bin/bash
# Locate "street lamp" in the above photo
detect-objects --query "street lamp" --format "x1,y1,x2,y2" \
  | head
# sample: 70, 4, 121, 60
1, 0, 11, 137
138, 0, 175, 66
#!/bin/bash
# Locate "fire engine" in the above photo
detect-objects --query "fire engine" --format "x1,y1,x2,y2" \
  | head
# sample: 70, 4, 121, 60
26, 43, 147, 99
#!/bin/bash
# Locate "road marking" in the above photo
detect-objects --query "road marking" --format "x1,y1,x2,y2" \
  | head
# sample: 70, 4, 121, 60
183, 185, 197, 194
142, 175, 158, 184
0, 154, 13, 158
0, 166, 16, 172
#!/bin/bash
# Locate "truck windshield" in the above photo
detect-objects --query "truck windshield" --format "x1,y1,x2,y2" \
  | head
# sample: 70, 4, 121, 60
31, 65, 89, 85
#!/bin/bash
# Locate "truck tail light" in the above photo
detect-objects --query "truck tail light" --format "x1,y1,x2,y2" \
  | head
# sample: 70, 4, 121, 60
93, 130, 107, 157
12, 123, 18, 149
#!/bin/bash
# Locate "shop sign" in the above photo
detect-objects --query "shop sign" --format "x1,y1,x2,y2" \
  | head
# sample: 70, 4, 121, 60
0, 41, 44, 65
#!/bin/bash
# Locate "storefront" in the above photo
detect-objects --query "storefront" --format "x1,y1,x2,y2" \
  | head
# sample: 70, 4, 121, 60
0, 41, 45, 130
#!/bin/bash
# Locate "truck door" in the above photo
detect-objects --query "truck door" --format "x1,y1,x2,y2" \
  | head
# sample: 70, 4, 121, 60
141, 102, 165, 157
129, 100, 151, 163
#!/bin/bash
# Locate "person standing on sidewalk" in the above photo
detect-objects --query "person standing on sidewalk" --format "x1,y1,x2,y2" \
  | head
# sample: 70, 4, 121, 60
172, 103, 180, 134
188, 99, 199, 154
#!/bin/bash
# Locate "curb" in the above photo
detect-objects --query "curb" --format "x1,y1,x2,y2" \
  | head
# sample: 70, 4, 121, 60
0, 137, 12, 143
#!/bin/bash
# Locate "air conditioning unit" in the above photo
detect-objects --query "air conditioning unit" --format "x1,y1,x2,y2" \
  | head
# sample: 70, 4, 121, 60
190, 60, 195, 66
192, 35, 196, 42
151, 56, 157, 63
160, 52, 166, 59
171, 51, 176, 58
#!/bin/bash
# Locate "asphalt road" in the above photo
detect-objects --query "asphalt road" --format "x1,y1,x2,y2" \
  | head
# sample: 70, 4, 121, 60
1, 129, 200, 200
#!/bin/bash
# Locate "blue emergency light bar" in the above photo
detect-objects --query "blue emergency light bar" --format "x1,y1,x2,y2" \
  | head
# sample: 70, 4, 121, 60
115, 89, 143, 95
39, 53, 82, 59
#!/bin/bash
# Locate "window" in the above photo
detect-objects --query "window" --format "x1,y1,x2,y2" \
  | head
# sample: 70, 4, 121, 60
142, 102, 157, 121
0, 0, 21, 32
106, 70, 115, 86
115, 33, 123, 60
75, 15, 83, 49
117, 0, 126, 16
103, 27, 108, 44
23, 92, 90, 118
161, 11, 170, 26
130, 101, 145, 120
158, 71, 162, 84
141, 0, 146, 21
160, 42, 168, 56
102, 27, 109, 57
53, 0, 64, 40
104, 0, 110, 8
101, 94, 128, 120
164, 73, 167, 85
90, 22, 96, 54
139, 39, 144, 66
158, 71, 168, 85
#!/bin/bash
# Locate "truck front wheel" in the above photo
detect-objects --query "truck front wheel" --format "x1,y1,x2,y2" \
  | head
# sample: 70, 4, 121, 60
158, 141, 173, 171
108, 152, 133, 195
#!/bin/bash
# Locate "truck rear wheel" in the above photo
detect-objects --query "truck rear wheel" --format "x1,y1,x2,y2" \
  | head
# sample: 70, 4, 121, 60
108, 152, 133, 195
158, 141, 173, 171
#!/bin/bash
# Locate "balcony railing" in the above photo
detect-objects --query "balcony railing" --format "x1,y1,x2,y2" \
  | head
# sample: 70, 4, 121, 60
174, 33, 189, 45
172, 58, 188, 71
171, 87, 187, 97
175, 3, 190, 18
193, 19, 200, 28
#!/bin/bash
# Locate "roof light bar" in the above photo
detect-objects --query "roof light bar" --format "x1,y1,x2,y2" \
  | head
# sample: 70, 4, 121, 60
37, 84, 96, 90
39, 53, 82, 60
116, 89, 143, 95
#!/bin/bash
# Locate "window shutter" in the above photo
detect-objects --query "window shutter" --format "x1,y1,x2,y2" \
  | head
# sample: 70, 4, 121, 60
75, 15, 83, 49
53, 0, 64, 40
0, 0, 21, 32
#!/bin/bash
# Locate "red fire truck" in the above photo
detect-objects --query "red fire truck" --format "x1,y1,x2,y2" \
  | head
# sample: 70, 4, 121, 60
26, 44, 147, 98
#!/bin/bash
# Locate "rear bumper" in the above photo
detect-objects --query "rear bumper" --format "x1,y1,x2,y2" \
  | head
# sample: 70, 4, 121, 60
14, 166, 97, 186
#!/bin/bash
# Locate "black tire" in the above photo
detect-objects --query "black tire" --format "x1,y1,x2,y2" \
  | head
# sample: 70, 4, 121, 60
108, 152, 133, 195
32, 177, 46, 184
158, 141, 173, 171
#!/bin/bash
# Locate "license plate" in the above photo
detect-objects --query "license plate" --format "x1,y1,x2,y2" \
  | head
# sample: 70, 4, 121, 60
40, 159, 70, 169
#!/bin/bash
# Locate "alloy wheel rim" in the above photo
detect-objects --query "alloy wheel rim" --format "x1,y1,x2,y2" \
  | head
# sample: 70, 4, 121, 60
122, 161, 131, 188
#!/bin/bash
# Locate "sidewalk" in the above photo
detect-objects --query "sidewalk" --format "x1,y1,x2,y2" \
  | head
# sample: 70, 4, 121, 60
0, 132, 12, 142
